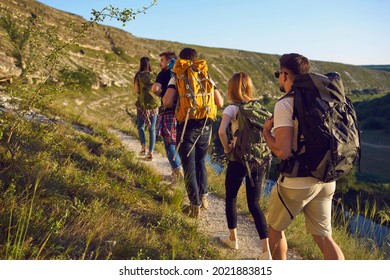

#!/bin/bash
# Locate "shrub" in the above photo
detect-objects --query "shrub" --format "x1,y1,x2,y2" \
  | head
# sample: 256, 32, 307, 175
59, 67, 97, 92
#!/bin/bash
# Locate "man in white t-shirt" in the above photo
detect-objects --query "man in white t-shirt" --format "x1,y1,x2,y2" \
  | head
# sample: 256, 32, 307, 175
262, 53, 344, 260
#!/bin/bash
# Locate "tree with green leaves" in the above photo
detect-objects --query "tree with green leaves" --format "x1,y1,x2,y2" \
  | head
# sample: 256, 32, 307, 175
0, 1, 157, 259
0, 0, 157, 165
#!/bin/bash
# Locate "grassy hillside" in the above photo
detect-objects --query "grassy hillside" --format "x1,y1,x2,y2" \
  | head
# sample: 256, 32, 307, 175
1, 0, 390, 100
354, 93, 390, 131
0, 0, 388, 260
0, 112, 225, 260
353, 94, 390, 182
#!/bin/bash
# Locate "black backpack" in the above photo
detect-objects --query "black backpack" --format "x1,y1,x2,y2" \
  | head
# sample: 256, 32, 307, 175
230, 100, 273, 186
280, 72, 361, 183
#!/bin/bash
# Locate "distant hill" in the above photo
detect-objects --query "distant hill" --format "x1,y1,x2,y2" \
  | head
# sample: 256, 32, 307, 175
1, 0, 390, 99
360, 65, 390, 73
354, 93, 390, 130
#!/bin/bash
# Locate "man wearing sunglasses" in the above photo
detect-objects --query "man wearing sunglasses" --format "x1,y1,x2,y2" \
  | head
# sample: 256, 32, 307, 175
262, 53, 345, 260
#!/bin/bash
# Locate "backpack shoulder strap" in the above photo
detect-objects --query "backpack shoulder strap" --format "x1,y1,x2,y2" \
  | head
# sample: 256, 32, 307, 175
139, 71, 152, 83
278, 92, 294, 101
233, 101, 245, 107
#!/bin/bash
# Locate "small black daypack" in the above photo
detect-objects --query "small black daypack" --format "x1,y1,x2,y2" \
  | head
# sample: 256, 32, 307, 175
230, 100, 273, 186
280, 72, 361, 183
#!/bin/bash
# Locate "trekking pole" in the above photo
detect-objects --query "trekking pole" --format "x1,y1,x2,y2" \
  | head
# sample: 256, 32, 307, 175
173, 108, 191, 161
208, 125, 212, 146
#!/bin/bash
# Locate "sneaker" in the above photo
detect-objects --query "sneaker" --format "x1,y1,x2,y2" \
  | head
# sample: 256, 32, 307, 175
257, 251, 272, 260
189, 204, 200, 219
201, 194, 208, 209
139, 149, 146, 156
219, 234, 238, 250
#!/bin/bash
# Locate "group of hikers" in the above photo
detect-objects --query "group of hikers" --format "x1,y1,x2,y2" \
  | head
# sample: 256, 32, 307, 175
133, 48, 349, 260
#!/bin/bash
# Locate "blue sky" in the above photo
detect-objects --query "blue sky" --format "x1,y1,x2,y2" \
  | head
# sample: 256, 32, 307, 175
38, 0, 390, 65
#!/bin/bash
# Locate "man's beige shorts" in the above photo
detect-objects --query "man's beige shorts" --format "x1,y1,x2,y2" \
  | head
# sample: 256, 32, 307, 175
267, 177, 336, 236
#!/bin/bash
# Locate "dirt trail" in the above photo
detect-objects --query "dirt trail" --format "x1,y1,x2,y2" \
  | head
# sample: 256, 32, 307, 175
109, 129, 302, 260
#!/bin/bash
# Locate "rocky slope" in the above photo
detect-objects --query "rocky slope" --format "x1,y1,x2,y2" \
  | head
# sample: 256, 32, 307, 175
1, 0, 390, 98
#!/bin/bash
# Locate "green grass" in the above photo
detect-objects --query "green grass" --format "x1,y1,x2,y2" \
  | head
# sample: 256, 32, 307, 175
2, 0, 389, 261
0, 115, 224, 260
349, 92, 388, 102
1, 79, 389, 261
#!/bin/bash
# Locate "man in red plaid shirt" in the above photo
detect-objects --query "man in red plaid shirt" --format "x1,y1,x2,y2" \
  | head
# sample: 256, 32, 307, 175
152, 51, 183, 181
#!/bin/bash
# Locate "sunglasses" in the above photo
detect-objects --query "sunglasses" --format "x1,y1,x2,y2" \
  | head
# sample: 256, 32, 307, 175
274, 71, 288, 78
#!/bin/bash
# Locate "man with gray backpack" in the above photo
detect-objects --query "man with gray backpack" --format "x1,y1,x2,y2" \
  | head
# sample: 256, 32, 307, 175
263, 53, 359, 260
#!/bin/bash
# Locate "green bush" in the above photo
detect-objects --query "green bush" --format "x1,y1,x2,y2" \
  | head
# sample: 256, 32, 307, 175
59, 67, 97, 92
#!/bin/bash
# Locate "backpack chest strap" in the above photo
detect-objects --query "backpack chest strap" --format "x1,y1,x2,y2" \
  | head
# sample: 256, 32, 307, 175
179, 92, 213, 97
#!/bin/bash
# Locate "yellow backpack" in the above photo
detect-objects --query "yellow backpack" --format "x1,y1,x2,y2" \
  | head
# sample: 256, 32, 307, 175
172, 59, 217, 159
173, 59, 217, 123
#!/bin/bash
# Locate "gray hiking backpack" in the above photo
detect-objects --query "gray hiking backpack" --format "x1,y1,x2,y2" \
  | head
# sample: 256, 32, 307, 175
279, 72, 361, 182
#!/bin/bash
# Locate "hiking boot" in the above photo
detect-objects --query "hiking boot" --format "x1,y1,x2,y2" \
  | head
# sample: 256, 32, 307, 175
257, 251, 272, 260
189, 204, 200, 219
201, 194, 208, 209
219, 234, 238, 250
172, 167, 184, 179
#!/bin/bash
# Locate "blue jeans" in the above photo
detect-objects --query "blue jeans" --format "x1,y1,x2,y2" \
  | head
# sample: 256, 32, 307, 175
164, 140, 181, 170
137, 114, 157, 152
177, 123, 211, 206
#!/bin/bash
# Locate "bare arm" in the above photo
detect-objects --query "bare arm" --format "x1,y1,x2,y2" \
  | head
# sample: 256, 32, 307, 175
218, 113, 233, 154
152, 82, 162, 97
263, 117, 293, 160
134, 80, 139, 94
163, 88, 176, 108
214, 88, 224, 108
